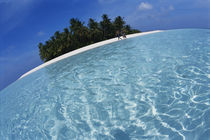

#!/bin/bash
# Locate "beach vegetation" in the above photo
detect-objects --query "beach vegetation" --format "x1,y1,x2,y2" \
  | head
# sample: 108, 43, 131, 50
38, 14, 140, 62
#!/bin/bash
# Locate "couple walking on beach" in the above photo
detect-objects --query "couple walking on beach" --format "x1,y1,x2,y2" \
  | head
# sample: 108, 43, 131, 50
116, 30, 126, 40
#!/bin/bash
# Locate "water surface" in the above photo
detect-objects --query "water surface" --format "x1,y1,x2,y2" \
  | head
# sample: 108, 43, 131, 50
0, 29, 210, 140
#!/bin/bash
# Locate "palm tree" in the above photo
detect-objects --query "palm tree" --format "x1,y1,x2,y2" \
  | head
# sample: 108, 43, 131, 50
88, 18, 103, 43
88, 18, 99, 30
69, 18, 84, 34
100, 14, 114, 39
113, 16, 125, 32
38, 14, 140, 62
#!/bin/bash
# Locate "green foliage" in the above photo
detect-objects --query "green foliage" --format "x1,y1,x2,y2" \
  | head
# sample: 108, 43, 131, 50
113, 16, 125, 32
100, 14, 114, 39
38, 14, 141, 62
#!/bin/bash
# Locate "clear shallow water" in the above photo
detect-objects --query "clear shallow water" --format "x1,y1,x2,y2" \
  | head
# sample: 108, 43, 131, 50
0, 29, 210, 140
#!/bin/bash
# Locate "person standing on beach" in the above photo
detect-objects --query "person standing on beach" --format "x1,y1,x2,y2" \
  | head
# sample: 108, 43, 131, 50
116, 31, 122, 40
122, 30, 126, 39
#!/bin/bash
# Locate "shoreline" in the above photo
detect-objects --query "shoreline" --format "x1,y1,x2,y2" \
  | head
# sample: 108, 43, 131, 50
19, 30, 163, 80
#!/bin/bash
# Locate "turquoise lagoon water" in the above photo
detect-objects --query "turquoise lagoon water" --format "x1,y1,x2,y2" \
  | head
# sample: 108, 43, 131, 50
0, 29, 210, 140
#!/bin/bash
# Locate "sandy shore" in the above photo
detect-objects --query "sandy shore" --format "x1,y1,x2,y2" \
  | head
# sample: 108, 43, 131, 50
19, 30, 163, 79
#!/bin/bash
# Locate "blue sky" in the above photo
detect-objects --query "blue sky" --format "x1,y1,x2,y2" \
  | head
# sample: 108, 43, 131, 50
0, 0, 210, 90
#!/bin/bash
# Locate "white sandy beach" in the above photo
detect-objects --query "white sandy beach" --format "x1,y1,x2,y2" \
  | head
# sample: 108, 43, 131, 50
19, 30, 162, 79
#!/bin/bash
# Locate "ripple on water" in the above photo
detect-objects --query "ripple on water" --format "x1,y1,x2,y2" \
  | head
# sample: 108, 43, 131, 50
0, 29, 210, 139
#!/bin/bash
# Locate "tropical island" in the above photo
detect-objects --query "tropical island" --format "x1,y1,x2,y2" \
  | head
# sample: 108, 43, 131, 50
38, 14, 140, 62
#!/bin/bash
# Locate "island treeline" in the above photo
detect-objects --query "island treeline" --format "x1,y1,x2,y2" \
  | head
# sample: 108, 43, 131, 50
38, 14, 140, 62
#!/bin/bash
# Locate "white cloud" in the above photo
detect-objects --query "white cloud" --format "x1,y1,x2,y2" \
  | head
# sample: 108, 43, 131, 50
0, 57, 8, 62
37, 31, 45, 36
138, 2, 153, 10
0, 0, 39, 33
98, 0, 116, 4
169, 5, 174, 11
0, 0, 9, 4
194, 0, 210, 8
160, 5, 175, 13
0, 0, 35, 23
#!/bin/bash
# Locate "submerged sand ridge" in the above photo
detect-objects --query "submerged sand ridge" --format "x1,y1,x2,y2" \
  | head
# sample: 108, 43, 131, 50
19, 30, 162, 79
